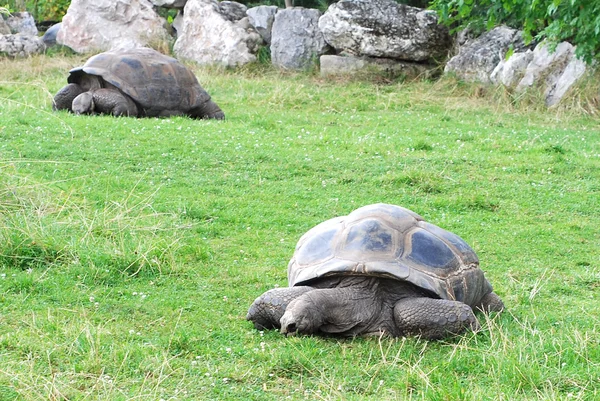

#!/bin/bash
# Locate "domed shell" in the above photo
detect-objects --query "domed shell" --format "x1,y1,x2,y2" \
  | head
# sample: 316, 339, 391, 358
288, 203, 492, 305
67, 48, 211, 117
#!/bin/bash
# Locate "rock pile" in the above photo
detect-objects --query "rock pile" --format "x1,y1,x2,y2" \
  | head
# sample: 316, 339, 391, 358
445, 25, 587, 106
1, 12, 45, 57
1, 0, 588, 106
52, 0, 449, 79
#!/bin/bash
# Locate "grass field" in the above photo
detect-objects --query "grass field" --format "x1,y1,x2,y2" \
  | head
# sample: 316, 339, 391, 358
0, 53, 599, 400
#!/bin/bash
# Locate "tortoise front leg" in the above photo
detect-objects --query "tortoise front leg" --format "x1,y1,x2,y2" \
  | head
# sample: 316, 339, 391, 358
247, 286, 314, 330
91, 88, 138, 117
72, 89, 138, 117
53, 83, 84, 111
393, 297, 481, 340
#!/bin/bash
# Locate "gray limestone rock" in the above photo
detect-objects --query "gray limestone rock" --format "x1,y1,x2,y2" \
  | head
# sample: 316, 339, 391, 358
546, 54, 586, 107
218, 1, 247, 22
271, 7, 330, 70
57, 0, 170, 53
320, 54, 436, 79
490, 50, 533, 88
149, 0, 187, 8
174, 0, 261, 66
247, 5, 278, 45
516, 41, 587, 106
445, 25, 528, 83
4, 12, 38, 36
0, 34, 45, 57
0, 18, 11, 35
318, 0, 450, 62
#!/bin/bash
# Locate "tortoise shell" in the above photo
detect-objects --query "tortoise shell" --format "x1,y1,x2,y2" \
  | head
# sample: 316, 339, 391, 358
67, 47, 212, 117
288, 203, 493, 306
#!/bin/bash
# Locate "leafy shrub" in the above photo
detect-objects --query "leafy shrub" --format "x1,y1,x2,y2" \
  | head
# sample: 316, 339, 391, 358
4, 0, 69, 21
29, 0, 70, 21
430, 0, 600, 63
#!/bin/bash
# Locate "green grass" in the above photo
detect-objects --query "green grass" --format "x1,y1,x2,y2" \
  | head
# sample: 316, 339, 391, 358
0, 54, 599, 400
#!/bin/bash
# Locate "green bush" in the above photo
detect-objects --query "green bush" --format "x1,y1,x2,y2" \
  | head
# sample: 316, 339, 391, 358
431, 0, 600, 63
29, 0, 70, 21
4, 0, 69, 21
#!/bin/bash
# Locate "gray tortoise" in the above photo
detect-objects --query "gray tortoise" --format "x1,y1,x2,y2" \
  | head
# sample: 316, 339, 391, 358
247, 203, 504, 339
53, 47, 224, 119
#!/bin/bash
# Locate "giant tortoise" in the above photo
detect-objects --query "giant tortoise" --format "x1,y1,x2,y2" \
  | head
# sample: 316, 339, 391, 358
53, 47, 224, 119
247, 203, 504, 339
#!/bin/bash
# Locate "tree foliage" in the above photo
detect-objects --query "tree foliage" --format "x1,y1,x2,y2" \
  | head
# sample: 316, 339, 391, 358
430, 0, 600, 63
4, 0, 69, 21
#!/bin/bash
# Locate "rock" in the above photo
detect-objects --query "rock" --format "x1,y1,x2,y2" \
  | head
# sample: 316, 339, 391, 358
174, 0, 261, 67
515, 41, 587, 106
218, 1, 247, 22
271, 7, 330, 70
4, 12, 38, 36
320, 54, 436, 79
318, 0, 450, 62
445, 25, 528, 83
490, 50, 533, 88
0, 12, 44, 57
42, 23, 62, 47
516, 41, 575, 91
57, 0, 171, 53
0, 18, 11, 35
485, 39, 586, 106
0, 34, 45, 57
546, 55, 586, 106
149, 0, 187, 8
247, 5, 278, 45
173, 10, 184, 35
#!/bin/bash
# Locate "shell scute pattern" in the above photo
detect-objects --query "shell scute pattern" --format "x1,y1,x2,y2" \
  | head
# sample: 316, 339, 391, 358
288, 203, 489, 304
343, 218, 395, 255
404, 227, 461, 271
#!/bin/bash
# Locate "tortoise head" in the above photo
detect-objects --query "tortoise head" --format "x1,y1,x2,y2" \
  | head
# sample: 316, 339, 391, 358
72, 92, 95, 115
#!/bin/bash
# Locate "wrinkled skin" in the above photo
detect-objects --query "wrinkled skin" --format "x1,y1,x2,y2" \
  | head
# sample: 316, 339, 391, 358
52, 83, 84, 112
248, 277, 504, 340
71, 88, 138, 117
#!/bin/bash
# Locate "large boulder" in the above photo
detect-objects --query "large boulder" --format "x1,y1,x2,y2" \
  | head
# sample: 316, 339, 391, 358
271, 7, 330, 70
218, 1, 247, 22
4, 12, 38, 36
545, 54, 587, 107
149, 0, 187, 8
247, 5, 278, 45
57, 0, 171, 53
490, 49, 533, 88
516, 41, 587, 106
0, 18, 10, 35
473, 34, 586, 106
320, 54, 436, 79
174, 0, 261, 66
318, 0, 450, 62
516, 41, 577, 91
0, 34, 45, 57
444, 26, 528, 83
0, 12, 44, 57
